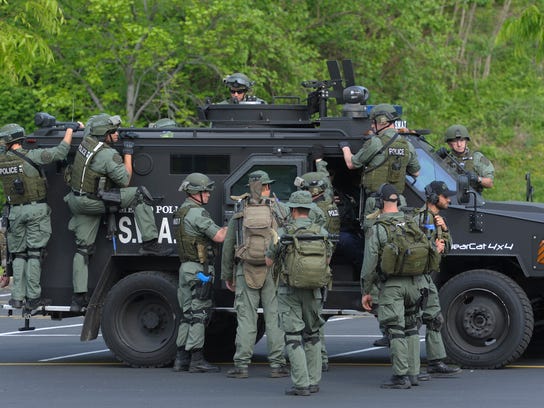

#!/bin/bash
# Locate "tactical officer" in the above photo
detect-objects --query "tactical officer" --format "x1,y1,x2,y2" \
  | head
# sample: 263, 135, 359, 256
64, 114, 171, 312
415, 181, 461, 377
265, 190, 332, 396
221, 73, 266, 104
338, 103, 420, 219
172, 172, 228, 373
361, 184, 433, 389
441, 124, 494, 194
221, 170, 288, 379
294, 168, 340, 372
0, 121, 79, 309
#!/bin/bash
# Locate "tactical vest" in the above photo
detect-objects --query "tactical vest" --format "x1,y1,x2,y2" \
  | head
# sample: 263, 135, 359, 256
67, 136, 107, 194
362, 133, 411, 193
234, 199, 277, 289
444, 149, 483, 193
0, 151, 47, 205
375, 216, 440, 277
315, 197, 340, 235
281, 223, 331, 289
173, 203, 211, 263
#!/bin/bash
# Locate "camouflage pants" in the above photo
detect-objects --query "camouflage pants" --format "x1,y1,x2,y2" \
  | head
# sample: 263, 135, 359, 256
65, 188, 158, 293
232, 266, 286, 368
7, 203, 51, 301
378, 275, 426, 376
176, 261, 214, 351
278, 285, 324, 388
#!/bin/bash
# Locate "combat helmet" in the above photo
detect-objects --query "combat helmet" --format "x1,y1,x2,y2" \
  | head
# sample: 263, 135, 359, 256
223, 73, 254, 90
149, 118, 177, 128
444, 124, 471, 142
369, 104, 400, 125
88, 114, 122, 137
294, 172, 326, 196
179, 172, 215, 194
0, 123, 26, 145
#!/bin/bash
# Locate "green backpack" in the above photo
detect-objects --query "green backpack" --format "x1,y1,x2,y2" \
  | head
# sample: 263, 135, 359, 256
376, 216, 440, 277
282, 223, 331, 289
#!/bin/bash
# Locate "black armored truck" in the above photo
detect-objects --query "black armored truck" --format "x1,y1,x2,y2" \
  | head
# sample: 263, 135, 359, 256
2, 61, 542, 370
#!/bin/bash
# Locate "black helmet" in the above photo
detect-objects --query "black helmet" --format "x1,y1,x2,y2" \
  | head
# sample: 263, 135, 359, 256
444, 124, 471, 142
223, 73, 253, 90
0, 123, 26, 145
179, 173, 215, 194
369, 104, 400, 125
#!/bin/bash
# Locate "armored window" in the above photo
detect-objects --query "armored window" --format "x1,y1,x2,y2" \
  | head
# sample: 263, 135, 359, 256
230, 165, 298, 201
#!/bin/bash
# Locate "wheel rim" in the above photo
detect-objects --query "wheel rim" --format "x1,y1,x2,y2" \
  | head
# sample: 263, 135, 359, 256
111, 290, 176, 353
444, 288, 511, 354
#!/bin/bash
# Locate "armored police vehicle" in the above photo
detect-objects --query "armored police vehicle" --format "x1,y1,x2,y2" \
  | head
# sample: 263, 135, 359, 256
2, 61, 542, 370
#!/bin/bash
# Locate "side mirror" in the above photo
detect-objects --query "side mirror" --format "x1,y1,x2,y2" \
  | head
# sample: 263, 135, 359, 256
457, 174, 470, 204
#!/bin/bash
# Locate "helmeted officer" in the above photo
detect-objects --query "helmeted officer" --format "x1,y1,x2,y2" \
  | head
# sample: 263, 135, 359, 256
221, 73, 266, 104
338, 103, 420, 219
441, 124, 494, 194
0, 121, 78, 309
221, 170, 288, 379
172, 172, 227, 373
64, 114, 171, 312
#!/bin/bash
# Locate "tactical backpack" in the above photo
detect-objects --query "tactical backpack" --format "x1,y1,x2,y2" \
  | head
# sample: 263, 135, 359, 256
282, 223, 331, 289
234, 200, 276, 289
376, 216, 440, 277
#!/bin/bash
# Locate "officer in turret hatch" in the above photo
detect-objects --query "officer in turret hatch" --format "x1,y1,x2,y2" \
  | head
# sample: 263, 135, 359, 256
221, 73, 266, 104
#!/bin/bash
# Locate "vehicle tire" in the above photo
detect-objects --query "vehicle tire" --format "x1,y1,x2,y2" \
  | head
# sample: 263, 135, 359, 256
439, 269, 534, 369
101, 271, 180, 368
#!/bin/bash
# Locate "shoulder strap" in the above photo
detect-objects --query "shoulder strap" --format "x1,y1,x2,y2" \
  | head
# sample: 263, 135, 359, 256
362, 133, 400, 174
10, 149, 48, 186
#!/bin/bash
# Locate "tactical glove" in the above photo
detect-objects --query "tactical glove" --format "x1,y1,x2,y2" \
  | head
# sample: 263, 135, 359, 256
122, 141, 135, 155
338, 141, 351, 149
66, 122, 81, 132
466, 171, 479, 185
311, 144, 324, 161
436, 147, 448, 159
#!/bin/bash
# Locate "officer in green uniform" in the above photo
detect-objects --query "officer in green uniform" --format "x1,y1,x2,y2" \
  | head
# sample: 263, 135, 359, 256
361, 184, 429, 389
338, 103, 420, 219
415, 181, 462, 377
441, 124, 494, 194
266, 190, 332, 396
64, 114, 171, 312
294, 168, 340, 372
221, 73, 266, 104
0, 122, 79, 309
172, 172, 228, 373
221, 170, 288, 379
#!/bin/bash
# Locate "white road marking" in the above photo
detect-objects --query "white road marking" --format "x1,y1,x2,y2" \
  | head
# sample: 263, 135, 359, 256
329, 337, 425, 358
0, 323, 83, 336
40, 349, 110, 362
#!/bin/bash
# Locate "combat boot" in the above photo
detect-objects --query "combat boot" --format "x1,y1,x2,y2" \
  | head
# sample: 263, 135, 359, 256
270, 365, 289, 378
25, 297, 51, 311
426, 360, 462, 377
226, 367, 249, 378
284, 386, 310, 396
139, 239, 173, 256
409, 373, 431, 386
172, 348, 191, 372
8, 298, 23, 309
373, 336, 390, 347
70, 293, 89, 313
189, 349, 220, 373
380, 375, 411, 389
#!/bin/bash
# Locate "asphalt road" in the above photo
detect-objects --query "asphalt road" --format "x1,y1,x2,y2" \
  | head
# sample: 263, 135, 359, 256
1, 288, 544, 408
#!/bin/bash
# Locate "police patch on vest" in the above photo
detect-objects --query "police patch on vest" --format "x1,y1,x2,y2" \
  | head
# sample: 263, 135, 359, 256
388, 147, 405, 156
0, 165, 23, 175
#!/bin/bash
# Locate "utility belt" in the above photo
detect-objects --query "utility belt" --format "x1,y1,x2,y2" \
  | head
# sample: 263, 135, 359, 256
7, 198, 47, 207
72, 189, 101, 201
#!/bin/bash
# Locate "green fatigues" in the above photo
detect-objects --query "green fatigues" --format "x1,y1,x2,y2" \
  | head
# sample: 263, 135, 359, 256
64, 141, 158, 293
362, 211, 424, 376
267, 218, 331, 388
175, 199, 221, 351
443, 148, 494, 194
221, 199, 286, 369
414, 207, 453, 361
0, 142, 70, 301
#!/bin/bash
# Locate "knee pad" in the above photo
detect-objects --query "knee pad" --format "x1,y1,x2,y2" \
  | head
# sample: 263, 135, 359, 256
76, 245, 95, 265
426, 313, 444, 331
285, 332, 303, 350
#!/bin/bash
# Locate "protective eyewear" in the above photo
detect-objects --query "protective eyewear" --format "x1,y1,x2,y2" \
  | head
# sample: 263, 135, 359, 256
230, 89, 247, 95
